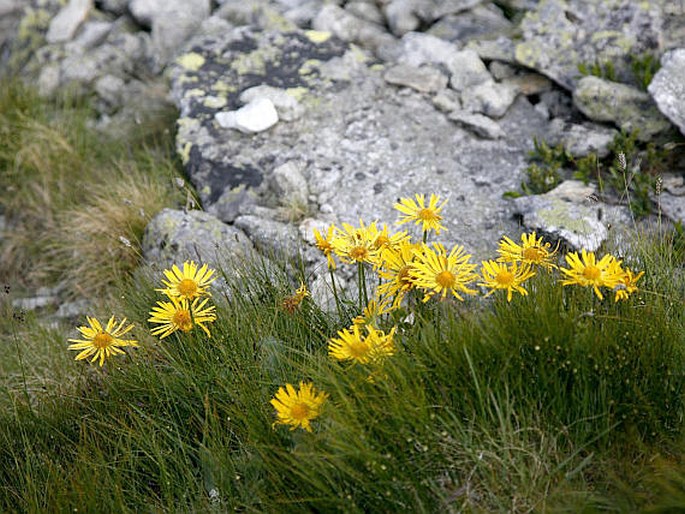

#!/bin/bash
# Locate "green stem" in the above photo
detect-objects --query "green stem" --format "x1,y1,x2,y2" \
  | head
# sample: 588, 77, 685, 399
329, 267, 343, 322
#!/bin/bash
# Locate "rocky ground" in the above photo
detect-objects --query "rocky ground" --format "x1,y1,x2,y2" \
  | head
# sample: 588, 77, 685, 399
2, 0, 684, 303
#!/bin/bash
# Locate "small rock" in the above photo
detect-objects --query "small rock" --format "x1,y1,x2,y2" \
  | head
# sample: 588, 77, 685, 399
65, 21, 112, 53
489, 61, 517, 81
94, 74, 125, 109
271, 161, 309, 207
397, 32, 462, 69
503, 73, 553, 96
345, 1, 385, 25
573, 76, 672, 141
461, 80, 518, 118
427, 3, 513, 43
648, 48, 685, 137
513, 180, 630, 252
448, 49, 491, 92
128, 0, 160, 27
383, 0, 424, 36
234, 215, 301, 260
46, 0, 93, 44
383, 63, 448, 93
432, 89, 462, 113
38, 65, 61, 97
465, 36, 516, 63
55, 299, 90, 320
239, 85, 303, 122
98, 0, 128, 16
546, 119, 617, 158
12, 295, 57, 311
449, 111, 505, 139
215, 98, 279, 133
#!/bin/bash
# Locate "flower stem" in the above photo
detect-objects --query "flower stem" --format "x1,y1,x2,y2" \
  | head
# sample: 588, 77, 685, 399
329, 267, 343, 321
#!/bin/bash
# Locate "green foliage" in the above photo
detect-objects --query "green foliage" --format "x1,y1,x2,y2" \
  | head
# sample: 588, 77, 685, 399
578, 59, 616, 82
629, 52, 661, 91
520, 138, 570, 194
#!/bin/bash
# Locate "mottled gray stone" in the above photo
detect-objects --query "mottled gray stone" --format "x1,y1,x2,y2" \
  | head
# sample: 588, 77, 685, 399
427, 3, 513, 43
573, 76, 672, 141
383, 0, 424, 36
515, 0, 666, 91
431, 89, 462, 113
98, 0, 127, 16
449, 111, 504, 139
214, 0, 297, 32
271, 161, 309, 207
383, 63, 448, 93
45, 0, 92, 44
142, 208, 255, 270
65, 21, 112, 53
234, 214, 302, 259
397, 32, 462, 68
648, 49, 685, 137
448, 49, 491, 92
503, 73, 553, 97
656, 175, 685, 225
169, 28, 559, 267
461, 80, 518, 118
489, 62, 517, 81
513, 180, 631, 251
345, 1, 385, 26
94, 74, 125, 108
546, 119, 618, 158
465, 36, 516, 63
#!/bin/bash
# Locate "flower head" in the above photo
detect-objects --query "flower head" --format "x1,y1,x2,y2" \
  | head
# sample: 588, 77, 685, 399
68, 315, 138, 367
282, 282, 309, 313
497, 232, 558, 270
157, 261, 215, 300
410, 243, 478, 302
394, 193, 448, 235
331, 220, 379, 265
376, 241, 420, 308
479, 260, 536, 302
613, 266, 644, 302
328, 323, 397, 365
560, 250, 623, 300
148, 296, 217, 339
270, 381, 328, 432
313, 225, 338, 270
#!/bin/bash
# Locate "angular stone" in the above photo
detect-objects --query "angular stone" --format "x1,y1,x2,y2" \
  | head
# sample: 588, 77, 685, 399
46, 0, 93, 44
648, 49, 685, 137
515, 0, 667, 91
573, 76, 672, 141
345, 1, 385, 26
383, 63, 448, 93
239, 85, 303, 122
546, 119, 618, 158
383, 0, 424, 36
142, 208, 255, 270
449, 111, 504, 139
397, 32, 462, 69
448, 49, 491, 92
215, 98, 279, 133
461, 80, 518, 118
271, 161, 309, 207
513, 180, 631, 252
427, 3, 513, 44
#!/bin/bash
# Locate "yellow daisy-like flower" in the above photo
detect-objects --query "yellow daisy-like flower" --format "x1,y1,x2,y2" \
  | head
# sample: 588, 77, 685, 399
148, 296, 217, 339
270, 381, 328, 432
331, 220, 379, 265
613, 266, 644, 302
497, 231, 558, 270
410, 243, 478, 302
313, 225, 338, 270
156, 261, 216, 300
479, 260, 536, 302
68, 315, 138, 367
559, 249, 623, 300
394, 193, 448, 235
352, 298, 393, 326
328, 323, 397, 364
371, 224, 410, 255
376, 241, 420, 308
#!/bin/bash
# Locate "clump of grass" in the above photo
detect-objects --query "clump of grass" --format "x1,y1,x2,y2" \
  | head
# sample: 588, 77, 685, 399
0, 78, 184, 298
519, 138, 570, 195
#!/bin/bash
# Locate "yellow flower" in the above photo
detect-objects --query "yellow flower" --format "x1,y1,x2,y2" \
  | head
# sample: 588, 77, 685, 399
352, 298, 393, 326
68, 315, 138, 367
410, 243, 478, 302
371, 224, 410, 255
282, 282, 309, 313
328, 323, 396, 364
497, 231, 558, 270
394, 193, 448, 235
560, 250, 622, 300
270, 381, 328, 432
156, 261, 215, 300
479, 260, 536, 302
376, 241, 420, 308
613, 266, 644, 302
313, 225, 338, 270
148, 296, 217, 339
331, 220, 379, 265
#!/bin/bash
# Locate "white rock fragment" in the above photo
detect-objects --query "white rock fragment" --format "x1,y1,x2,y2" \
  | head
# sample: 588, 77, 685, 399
46, 0, 93, 44
215, 98, 279, 133
240, 86, 303, 122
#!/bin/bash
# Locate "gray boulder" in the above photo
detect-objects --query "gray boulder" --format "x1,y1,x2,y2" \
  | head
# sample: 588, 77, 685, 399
648, 49, 685, 137
573, 76, 672, 141
515, 0, 666, 91
45, 0, 93, 44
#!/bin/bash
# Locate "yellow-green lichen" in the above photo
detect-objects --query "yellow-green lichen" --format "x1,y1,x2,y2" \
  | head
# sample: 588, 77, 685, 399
176, 52, 206, 71
537, 200, 594, 235
212, 81, 236, 94
179, 142, 193, 165
299, 59, 321, 77
304, 30, 332, 44
185, 88, 205, 98
203, 96, 227, 109
18, 7, 51, 41
515, 42, 544, 67
286, 87, 308, 101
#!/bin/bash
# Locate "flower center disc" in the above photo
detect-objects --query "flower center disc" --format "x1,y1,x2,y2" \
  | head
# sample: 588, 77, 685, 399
398, 266, 412, 286
496, 271, 515, 286
582, 266, 601, 281
522, 247, 545, 262
93, 331, 113, 349
177, 279, 198, 297
173, 309, 193, 332
418, 208, 439, 221
290, 402, 310, 420
349, 340, 370, 359
349, 246, 369, 261
436, 270, 455, 288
